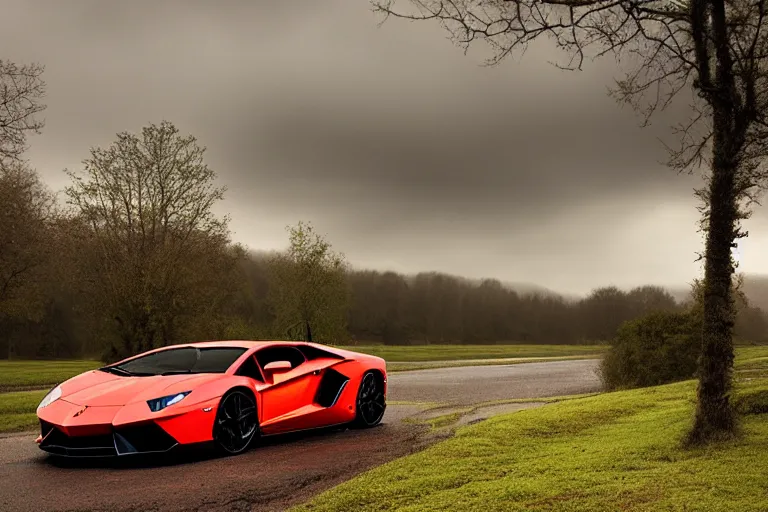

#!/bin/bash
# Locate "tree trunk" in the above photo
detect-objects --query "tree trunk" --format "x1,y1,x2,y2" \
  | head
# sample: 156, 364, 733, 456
689, 123, 738, 443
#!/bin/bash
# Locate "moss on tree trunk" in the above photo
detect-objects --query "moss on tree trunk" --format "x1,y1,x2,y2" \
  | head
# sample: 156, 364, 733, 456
689, 111, 739, 444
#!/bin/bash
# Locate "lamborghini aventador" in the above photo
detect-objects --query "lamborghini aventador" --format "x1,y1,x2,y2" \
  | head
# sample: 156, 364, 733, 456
35, 341, 387, 457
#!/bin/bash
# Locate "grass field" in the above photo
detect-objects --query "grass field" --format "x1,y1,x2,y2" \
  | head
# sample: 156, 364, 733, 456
0, 390, 47, 433
0, 359, 100, 392
293, 347, 768, 512
336, 344, 607, 362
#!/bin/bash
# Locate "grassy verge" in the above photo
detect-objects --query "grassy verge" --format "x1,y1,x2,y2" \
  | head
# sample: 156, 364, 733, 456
293, 350, 768, 512
0, 359, 100, 392
336, 344, 606, 362
0, 390, 47, 433
387, 355, 602, 372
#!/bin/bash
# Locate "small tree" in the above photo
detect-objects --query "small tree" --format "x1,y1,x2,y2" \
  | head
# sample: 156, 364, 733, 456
0, 60, 45, 166
65, 121, 236, 360
373, 0, 768, 443
267, 222, 349, 344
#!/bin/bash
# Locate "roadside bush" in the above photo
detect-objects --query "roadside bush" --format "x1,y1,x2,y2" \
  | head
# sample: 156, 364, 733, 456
734, 389, 768, 415
599, 310, 701, 390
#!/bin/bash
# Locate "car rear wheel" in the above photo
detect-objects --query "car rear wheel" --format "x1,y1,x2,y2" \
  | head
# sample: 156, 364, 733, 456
352, 371, 386, 428
213, 389, 259, 455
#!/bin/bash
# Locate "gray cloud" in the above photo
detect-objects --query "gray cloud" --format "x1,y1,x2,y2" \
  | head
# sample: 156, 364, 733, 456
2, 0, 766, 295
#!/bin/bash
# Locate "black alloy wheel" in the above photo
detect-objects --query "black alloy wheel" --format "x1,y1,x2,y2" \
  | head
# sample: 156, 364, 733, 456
353, 372, 386, 428
213, 389, 259, 455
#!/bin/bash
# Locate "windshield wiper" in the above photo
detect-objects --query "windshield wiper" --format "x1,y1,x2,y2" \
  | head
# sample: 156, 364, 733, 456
160, 369, 194, 376
98, 366, 152, 377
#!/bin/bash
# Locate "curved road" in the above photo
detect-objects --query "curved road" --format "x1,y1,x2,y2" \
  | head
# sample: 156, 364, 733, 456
0, 359, 601, 512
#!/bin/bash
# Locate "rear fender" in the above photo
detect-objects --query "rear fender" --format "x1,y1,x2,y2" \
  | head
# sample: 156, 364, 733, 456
314, 359, 387, 423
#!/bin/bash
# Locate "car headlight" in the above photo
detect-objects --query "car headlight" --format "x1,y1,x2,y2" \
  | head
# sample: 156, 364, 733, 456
37, 385, 62, 411
147, 391, 191, 412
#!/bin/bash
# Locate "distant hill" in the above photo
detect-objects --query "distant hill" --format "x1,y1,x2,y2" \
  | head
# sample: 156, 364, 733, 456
641, 274, 768, 311
501, 281, 575, 299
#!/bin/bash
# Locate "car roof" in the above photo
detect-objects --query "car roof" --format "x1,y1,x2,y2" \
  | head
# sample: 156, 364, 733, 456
171, 340, 306, 349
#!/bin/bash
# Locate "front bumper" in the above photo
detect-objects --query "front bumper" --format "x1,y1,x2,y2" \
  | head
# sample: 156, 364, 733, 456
37, 420, 179, 457
35, 395, 222, 457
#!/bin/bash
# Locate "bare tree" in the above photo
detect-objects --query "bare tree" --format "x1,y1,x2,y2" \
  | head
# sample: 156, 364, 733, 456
373, 0, 768, 443
0, 60, 46, 165
65, 121, 235, 360
0, 162, 56, 357
267, 222, 350, 344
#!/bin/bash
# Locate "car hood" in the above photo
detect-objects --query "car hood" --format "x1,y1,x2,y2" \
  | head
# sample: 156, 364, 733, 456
60, 370, 222, 407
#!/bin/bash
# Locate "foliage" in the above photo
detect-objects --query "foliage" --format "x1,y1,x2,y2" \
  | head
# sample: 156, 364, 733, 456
734, 389, 768, 416
348, 275, 685, 345
267, 222, 350, 343
600, 310, 701, 390
64, 121, 241, 361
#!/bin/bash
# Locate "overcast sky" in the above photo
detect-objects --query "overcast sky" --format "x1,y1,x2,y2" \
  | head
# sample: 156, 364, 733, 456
3, 0, 767, 296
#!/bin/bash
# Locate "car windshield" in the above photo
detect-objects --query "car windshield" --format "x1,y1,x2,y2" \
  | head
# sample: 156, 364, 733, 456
104, 347, 247, 376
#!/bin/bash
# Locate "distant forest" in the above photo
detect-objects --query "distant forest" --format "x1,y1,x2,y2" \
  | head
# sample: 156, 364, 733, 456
5, 241, 768, 360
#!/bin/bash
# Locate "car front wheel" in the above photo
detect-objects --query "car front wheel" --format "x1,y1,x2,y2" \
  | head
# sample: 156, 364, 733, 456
213, 389, 259, 455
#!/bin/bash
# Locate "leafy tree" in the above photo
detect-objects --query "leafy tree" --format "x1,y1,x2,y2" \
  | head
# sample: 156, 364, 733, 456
373, 0, 768, 442
64, 121, 237, 360
0, 59, 45, 165
267, 222, 349, 343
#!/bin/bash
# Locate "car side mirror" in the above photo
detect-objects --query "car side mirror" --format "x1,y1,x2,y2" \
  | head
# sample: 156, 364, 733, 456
263, 360, 292, 377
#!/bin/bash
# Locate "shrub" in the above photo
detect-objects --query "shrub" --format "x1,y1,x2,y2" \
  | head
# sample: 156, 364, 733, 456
734, 389, 768, 415
599, 310, 701, 390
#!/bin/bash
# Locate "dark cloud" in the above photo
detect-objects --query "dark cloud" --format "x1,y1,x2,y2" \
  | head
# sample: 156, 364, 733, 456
2, 0, 766, 294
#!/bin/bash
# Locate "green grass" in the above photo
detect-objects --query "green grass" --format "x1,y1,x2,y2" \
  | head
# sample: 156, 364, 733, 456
0, 359, 100, 392
293, 350, 768, 512
335, 344, 607, 362
0, 390, 47, 433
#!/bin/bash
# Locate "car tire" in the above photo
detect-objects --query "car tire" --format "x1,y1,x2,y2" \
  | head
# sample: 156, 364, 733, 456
351, 371, 386, 428
212, 388, 259, 455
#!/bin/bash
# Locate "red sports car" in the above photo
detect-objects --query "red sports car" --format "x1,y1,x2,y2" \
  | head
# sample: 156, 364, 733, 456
35, 341, 387, 457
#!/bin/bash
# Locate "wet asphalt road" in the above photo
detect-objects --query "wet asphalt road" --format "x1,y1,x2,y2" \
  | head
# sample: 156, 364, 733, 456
391, 359, 602, 404
1, 359, 601, 512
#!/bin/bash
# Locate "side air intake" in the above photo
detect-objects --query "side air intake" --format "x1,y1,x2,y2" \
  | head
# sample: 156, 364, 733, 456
314, 368, 350, 408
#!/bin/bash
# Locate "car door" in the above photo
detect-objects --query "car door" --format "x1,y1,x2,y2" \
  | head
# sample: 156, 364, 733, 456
254, 345, 336, 433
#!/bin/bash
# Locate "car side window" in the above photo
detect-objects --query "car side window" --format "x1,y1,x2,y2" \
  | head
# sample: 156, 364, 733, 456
235, 355, 264, 382
255, 346, 306, 370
